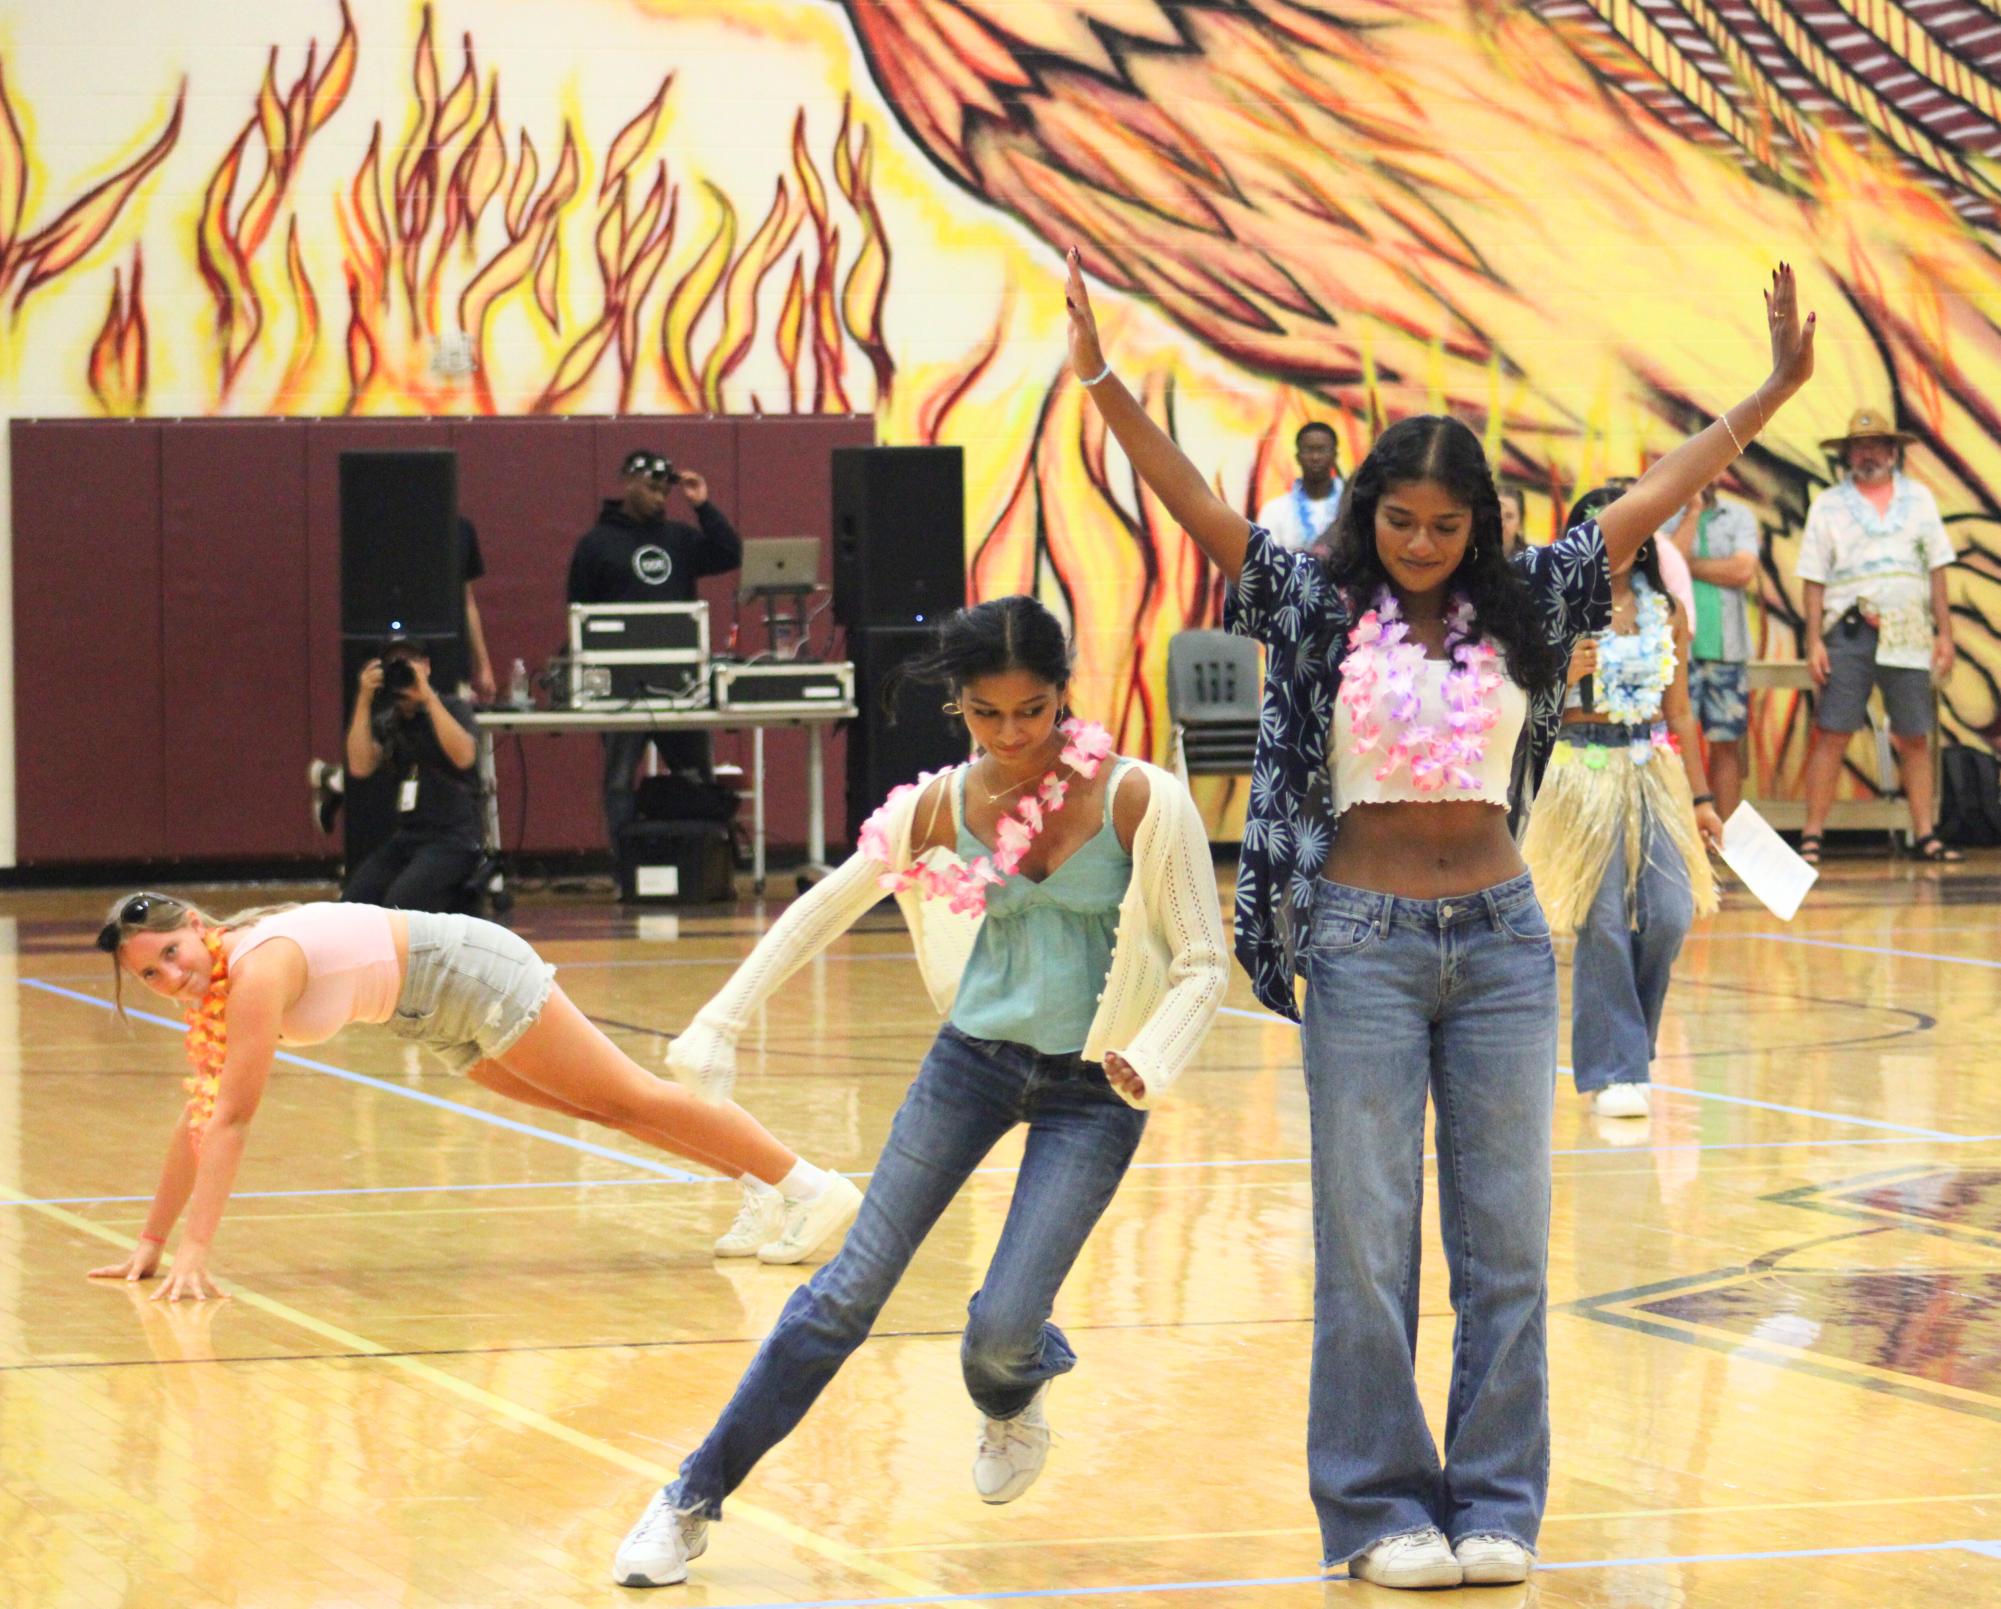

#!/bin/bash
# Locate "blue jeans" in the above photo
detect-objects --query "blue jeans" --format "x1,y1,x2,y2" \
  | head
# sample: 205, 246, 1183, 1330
666, 1024, 1148, 1517
1570, 803, 1694, 1094
1299, 873, 1557, 1564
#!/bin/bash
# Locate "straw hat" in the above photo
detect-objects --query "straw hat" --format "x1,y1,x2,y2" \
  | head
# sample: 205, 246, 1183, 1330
1819, 407, 1919, 454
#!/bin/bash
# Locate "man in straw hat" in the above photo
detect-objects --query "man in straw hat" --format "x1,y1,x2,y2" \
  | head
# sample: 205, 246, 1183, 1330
1796, 407, 1961, 864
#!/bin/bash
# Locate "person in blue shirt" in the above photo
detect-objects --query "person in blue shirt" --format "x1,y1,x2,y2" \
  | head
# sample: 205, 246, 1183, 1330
1256, 422, 1345, 553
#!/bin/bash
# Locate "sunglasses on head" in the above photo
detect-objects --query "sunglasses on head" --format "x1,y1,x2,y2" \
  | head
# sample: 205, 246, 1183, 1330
625, 453, 673, 484
95, 892, 172, 954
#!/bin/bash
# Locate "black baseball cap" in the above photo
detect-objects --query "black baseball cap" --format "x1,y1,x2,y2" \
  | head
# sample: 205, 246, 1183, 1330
380, 630, 430, 659
621, 450, 675, 483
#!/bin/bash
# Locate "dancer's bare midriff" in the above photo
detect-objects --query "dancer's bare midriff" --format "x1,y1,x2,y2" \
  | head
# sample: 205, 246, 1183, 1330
1320, 800, 1524, 899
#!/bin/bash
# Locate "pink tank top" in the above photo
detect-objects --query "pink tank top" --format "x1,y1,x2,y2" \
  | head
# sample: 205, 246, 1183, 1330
228, 904, 402, 1045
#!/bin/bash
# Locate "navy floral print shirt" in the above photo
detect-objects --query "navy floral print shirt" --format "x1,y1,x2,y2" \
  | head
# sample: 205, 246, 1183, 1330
1223, 521, 1612, 1019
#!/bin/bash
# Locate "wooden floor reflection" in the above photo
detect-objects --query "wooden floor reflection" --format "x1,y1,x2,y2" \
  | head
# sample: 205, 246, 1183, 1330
3, 854, 2000, 1606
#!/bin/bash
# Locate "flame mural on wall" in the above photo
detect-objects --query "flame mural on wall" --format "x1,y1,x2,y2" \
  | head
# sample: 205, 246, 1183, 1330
3, 0, 1999, 803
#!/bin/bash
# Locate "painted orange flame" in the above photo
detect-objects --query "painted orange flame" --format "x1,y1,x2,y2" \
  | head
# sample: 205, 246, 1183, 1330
1, 67, 184, 315
87, 248, 148, 415
191, 2, 354, 396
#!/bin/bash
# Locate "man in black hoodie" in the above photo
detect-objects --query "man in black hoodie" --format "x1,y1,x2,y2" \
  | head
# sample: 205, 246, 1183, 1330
567, 449, 742, 851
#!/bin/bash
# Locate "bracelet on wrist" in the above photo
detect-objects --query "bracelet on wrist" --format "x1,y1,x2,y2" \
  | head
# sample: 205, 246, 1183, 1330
1692, 792, 1716, 806
138, 1231, 166, 1245
1078, 360, 1113, 387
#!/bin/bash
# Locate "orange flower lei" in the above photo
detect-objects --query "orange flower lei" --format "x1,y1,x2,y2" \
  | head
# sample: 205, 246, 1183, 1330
182, 928, 230, 1153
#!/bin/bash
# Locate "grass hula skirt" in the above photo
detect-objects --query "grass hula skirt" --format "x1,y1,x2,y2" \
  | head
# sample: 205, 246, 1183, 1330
1522, 730, 1719, 935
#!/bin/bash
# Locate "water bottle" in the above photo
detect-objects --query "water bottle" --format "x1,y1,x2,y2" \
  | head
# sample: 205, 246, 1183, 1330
508, 657, 531, 709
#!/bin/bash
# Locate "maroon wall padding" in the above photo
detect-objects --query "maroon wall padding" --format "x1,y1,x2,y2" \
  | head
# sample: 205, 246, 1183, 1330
13, 415, 881, 868
453, 417, 600, 853
730, 416, 876, 845
161, 421, 315, 859
12, 421, 167, 863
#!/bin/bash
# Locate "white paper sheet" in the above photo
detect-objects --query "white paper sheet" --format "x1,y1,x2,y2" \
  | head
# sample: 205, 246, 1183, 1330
1719, 803, 1818, 921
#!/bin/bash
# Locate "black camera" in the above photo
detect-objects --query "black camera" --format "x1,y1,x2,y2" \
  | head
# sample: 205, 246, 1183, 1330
383, 658, 418, 692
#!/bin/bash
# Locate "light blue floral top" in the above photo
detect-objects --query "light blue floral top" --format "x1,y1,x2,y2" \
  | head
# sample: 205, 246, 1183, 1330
949, 760, 1134, 1055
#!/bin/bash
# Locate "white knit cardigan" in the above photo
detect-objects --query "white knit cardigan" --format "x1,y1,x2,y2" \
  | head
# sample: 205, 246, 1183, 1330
668, 758, 1228, 1108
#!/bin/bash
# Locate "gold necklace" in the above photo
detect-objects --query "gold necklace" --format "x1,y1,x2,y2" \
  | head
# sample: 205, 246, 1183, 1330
980, 748, 1060, 805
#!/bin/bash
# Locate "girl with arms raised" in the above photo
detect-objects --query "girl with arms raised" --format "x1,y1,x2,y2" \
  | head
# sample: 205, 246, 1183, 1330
1063, 249, 1813, 1588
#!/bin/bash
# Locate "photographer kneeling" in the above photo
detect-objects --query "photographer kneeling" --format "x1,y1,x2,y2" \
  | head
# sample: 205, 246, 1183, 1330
342, 635, 485, 911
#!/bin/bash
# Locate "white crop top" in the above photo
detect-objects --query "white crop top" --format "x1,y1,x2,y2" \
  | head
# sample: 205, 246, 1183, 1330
227, 903, 402, 1045
1330, 657, 1528, 814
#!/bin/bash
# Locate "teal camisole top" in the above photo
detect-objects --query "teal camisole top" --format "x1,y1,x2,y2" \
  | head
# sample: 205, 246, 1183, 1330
948, 759, 1135, 1055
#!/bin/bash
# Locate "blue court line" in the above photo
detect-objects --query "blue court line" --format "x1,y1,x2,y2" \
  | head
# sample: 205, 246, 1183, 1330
558, 953, 917, 971
3, 1129, 1995, 1212
18, 978, 702, 1181
1217, 1006, 1968, 1141
1720, 932, 2001, 971
0, 1176, 689, 1208
660, 1538, 1998, 1608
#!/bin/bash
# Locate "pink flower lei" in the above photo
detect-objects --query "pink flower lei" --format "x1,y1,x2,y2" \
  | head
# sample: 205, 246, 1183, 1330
858, 719, 1116, 915
1338, 589, 1505, 792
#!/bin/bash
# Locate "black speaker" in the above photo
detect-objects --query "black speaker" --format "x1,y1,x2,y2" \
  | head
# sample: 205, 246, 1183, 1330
846, 627, 967, 838
340, 450, 464, 640
832, 446, 967, 627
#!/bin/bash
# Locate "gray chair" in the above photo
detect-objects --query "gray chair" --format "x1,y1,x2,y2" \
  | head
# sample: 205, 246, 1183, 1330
1167, 629, 1263, 784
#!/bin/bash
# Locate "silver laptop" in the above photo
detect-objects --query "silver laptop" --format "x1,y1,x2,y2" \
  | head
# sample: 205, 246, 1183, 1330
739, 537, 822, 598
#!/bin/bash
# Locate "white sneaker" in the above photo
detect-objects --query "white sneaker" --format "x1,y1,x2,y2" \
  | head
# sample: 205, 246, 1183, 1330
756, 1176, 863, 1265
1349, 1528, 1462, 1589
1593, 1083, 1651, 1119
713, 1182, 785, 1258
1454, 1533, 1533, 1584
972, 1383, 1051, 1503
612, 1488, 709, 1587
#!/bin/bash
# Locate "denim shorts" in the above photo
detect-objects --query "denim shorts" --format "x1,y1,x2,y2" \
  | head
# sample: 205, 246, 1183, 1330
1817, 617, 1935, 737
386, 912, 556, 1074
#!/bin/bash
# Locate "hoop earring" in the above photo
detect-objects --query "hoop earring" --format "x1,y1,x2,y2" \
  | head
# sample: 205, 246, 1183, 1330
941, 700, 962, 717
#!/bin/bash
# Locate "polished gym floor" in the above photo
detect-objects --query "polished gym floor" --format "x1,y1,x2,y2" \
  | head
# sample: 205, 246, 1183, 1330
2, 852, 1998, 1607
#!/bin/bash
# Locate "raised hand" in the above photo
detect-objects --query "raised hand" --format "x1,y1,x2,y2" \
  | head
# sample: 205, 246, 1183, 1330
1764, 262, 1816, 398
678, 469, 709, 506
1064, 247, 1107, 383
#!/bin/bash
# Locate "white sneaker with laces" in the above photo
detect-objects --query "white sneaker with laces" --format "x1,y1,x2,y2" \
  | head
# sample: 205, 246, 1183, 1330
1593, 1083, 1651, 1119
1349, 1527, 1462, 1589
972, 1382, 1051, 1504
713, 1182, 786, 1258
612, 1488, 709, 1587
756, 1176, 863, 1265
1454, 1533, 1533, 1584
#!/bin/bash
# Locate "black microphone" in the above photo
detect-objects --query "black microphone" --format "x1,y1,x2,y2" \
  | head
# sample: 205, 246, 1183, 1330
1578, 674, 1595, 712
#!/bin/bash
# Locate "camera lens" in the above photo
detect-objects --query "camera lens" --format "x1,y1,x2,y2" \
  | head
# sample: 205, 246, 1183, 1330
384, 660, 416, 691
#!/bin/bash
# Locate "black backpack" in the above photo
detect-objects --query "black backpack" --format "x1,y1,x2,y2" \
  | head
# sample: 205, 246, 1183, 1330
1938, 743, 2001, 847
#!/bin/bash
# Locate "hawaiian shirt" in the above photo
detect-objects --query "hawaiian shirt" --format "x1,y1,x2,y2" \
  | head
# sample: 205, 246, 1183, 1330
1797, 474, 1956, 671
1223, 521, 1611, 1019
